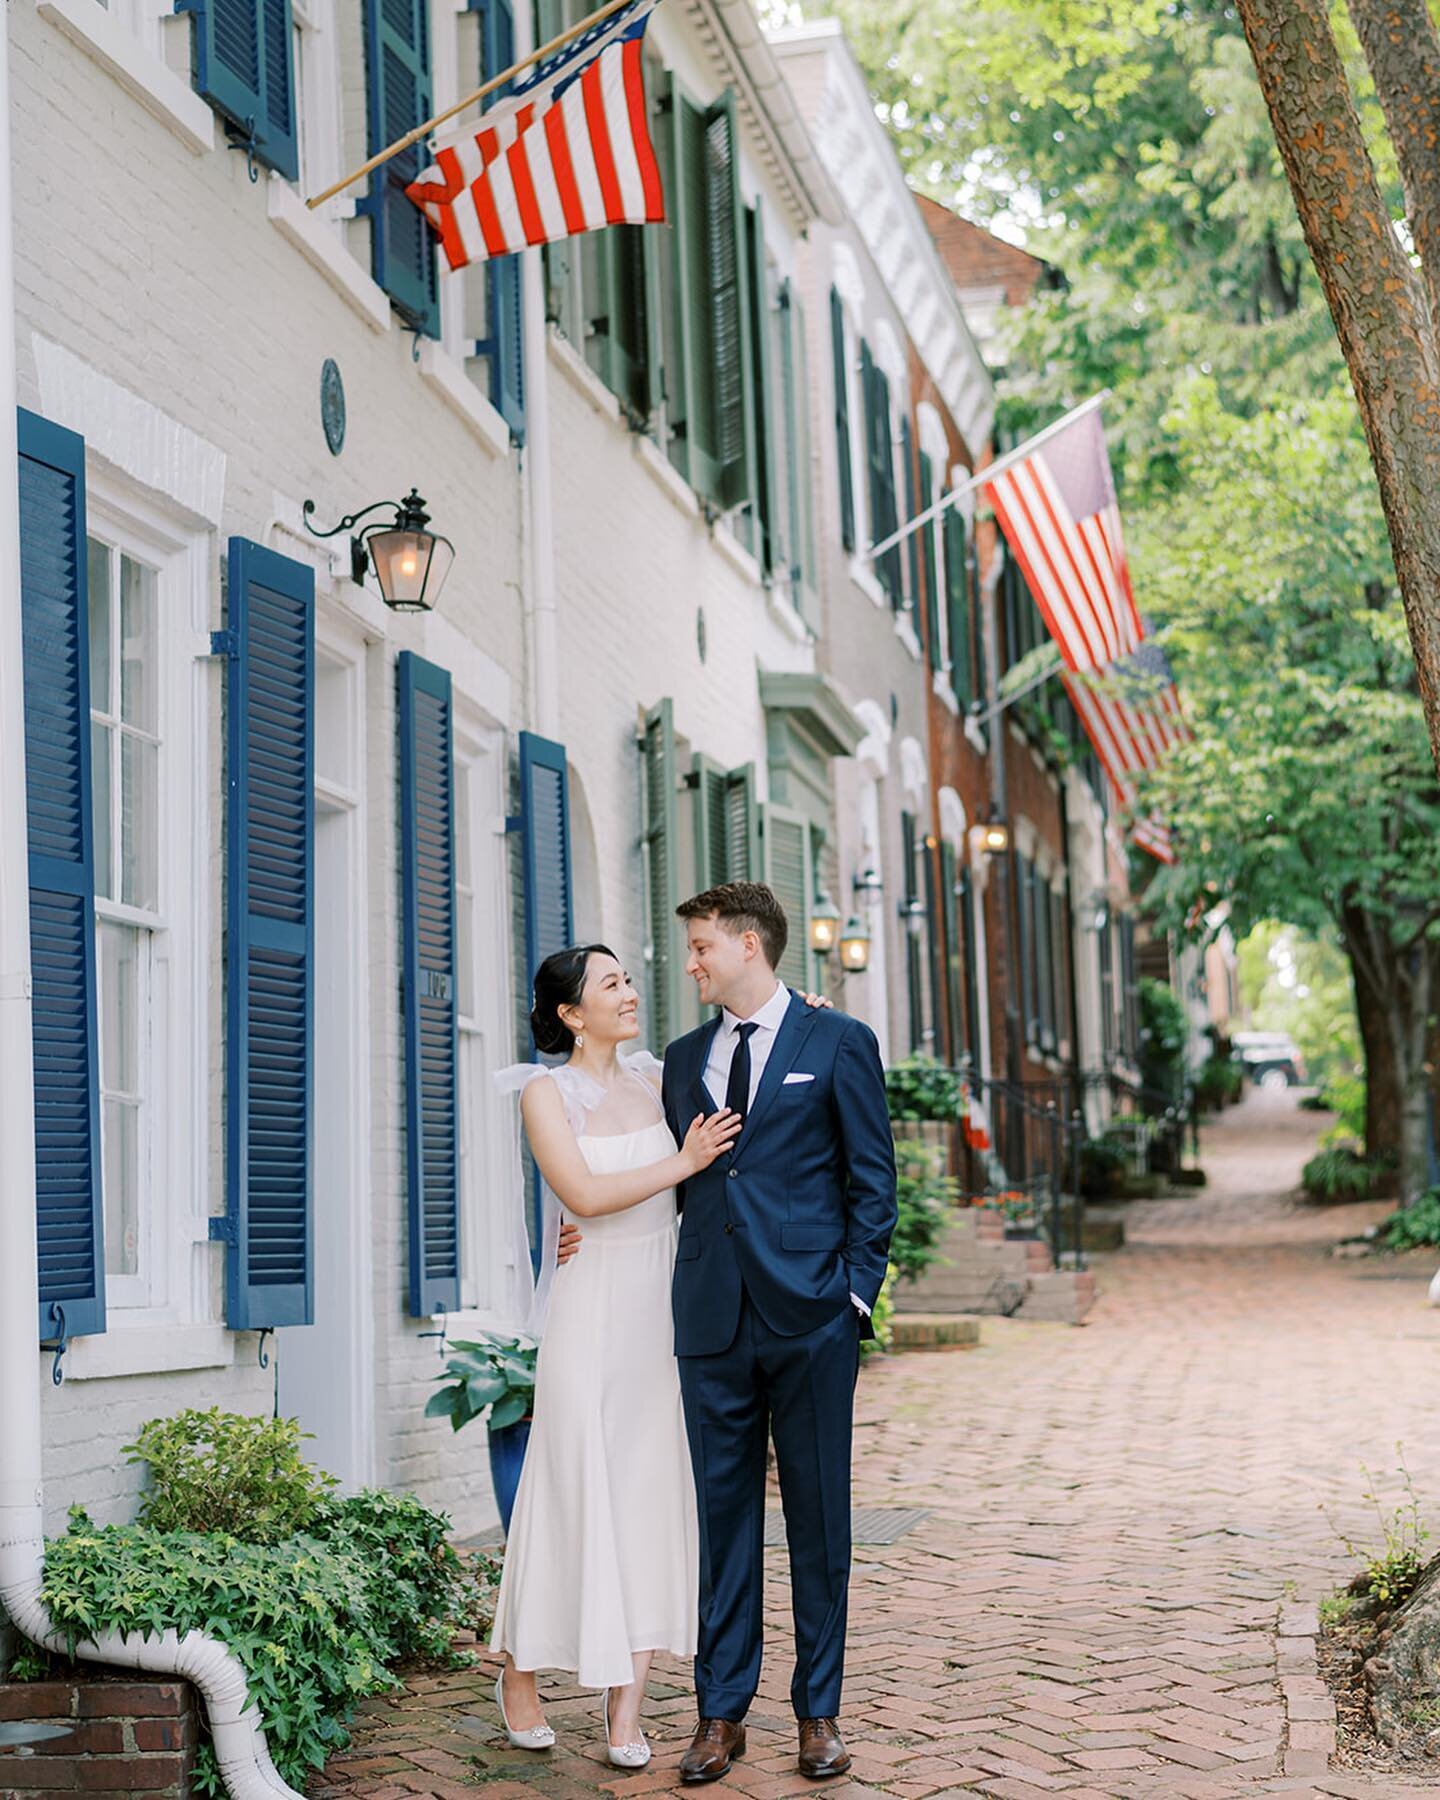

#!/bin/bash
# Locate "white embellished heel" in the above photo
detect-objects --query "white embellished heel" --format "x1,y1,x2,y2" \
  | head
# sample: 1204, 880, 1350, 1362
603, 1689, 651, 1769
496, 1671, 555, 1750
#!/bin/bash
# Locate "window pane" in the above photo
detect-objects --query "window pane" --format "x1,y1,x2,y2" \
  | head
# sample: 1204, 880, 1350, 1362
120, 555, 158, 732
121, 731, 159, 911
92, 723, 114, 901
88, 539, 112, 716
99, 919, 141, 1093
103, 1097, 140, 1277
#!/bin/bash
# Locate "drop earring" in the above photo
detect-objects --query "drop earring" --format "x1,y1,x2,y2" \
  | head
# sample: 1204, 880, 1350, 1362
575, 1032, 585, 1049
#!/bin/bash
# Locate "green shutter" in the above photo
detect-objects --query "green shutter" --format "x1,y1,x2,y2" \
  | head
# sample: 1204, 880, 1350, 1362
862, 343, 901, 605
945, 507, 974, 707
788, 292, 819, 630
671, 89, 753, 508
642, 701, 681, 1051
919, 451, 942, 670
941, 840, 964, 1063
692, 756, 758, 886
900, 810, 925, 1053
900, 417, 918, 618
761, 803, 811, 991
741, 203, 774, 568
830, 287, 855, 554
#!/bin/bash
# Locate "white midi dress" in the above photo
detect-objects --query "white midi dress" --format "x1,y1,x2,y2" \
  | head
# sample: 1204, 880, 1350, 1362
489, 1108, 699, 1688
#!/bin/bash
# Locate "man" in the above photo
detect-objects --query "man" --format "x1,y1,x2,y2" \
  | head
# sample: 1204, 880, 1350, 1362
663, 882, 896, 1783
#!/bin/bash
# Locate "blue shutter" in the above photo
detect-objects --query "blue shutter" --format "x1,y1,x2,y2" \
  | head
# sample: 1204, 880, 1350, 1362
18, 411, 106, 1345
361, 0, 439, 334
399, 653, 460, 1317
219, 538, 314, 1329
176, 0, 298, 178
517, 732, 573, 995
470, 0, 525, 439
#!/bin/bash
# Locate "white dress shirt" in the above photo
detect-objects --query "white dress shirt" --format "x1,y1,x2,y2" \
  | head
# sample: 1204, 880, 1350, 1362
702, 982, 869, 1317
702, 981, 792, 1112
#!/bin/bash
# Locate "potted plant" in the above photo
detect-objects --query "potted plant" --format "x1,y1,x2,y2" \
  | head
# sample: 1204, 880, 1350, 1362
425, 1334, 537, 1534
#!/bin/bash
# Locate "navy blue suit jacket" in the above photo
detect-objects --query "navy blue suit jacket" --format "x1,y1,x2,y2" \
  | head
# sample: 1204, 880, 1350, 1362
663, 992, 898, 1358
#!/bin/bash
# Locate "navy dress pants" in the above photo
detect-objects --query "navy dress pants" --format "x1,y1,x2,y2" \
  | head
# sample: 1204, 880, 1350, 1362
677, 1291, 861, 1722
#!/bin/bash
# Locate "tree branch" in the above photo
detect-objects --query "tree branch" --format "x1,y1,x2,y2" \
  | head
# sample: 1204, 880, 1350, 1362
1235, 0, 1440, 779
1346, 0, 1440, 353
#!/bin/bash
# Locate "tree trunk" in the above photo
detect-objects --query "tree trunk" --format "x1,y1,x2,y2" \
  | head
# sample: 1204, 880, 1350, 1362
1345, 0, 1440, 353
1364, 1549, 1440, 1745
1343, 903, 1435, 1201
1235, 0, 1440, 779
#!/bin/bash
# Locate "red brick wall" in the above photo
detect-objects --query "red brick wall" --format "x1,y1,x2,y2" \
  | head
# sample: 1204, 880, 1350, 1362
0, 1676, 198, 1797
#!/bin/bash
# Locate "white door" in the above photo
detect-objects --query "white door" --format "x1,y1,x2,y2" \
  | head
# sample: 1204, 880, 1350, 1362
278, 641, 374, 1488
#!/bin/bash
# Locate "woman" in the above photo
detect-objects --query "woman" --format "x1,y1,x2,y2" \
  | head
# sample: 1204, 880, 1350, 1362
489, 943, 742, 1768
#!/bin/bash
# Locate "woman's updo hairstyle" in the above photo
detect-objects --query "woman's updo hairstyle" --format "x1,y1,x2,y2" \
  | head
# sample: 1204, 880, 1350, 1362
530, 944, 618, 1056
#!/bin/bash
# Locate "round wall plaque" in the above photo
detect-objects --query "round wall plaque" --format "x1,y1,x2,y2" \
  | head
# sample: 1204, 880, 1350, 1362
320, 359, 346, 456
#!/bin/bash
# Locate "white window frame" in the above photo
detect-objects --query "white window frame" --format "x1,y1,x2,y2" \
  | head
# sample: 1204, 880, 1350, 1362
83, 484, 210, 1328
449, 700, 525, 1331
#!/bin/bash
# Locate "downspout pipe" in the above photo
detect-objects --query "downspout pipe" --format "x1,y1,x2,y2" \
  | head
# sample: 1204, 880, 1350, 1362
0, 19, 301, 1798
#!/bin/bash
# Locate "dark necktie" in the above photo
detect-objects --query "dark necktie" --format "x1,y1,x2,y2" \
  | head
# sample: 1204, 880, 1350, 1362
724, 1022, 760, 1125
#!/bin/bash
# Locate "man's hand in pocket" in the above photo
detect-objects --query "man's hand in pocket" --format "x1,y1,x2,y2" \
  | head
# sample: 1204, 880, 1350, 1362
557, 1219, 583, 1265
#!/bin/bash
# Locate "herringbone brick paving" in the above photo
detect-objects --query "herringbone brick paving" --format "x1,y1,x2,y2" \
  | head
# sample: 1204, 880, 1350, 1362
313, 1091, 1440, 1799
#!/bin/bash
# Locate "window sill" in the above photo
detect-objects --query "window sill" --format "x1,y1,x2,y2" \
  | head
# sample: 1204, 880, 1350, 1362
766, 583, 811, 643
267, 178, 391, 334
38, 0, 216, 154
932, 671, 959, 715
417, 341, 512, 457
62, 1322, 238, 1382
894, 611, 921, 661
429, 1308, 531, 1342
548, 326, 621, 422
714, 521, 762, 587
633, 432, 699, 519
847, 556, 889, 611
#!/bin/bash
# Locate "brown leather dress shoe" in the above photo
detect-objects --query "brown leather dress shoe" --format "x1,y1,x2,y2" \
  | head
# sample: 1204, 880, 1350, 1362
679, 1718, 747, 1783
797, 1717, 851, 1779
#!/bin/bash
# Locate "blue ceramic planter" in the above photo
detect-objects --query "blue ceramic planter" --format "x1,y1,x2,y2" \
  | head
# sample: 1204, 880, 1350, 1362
487, 1419, 531, 1534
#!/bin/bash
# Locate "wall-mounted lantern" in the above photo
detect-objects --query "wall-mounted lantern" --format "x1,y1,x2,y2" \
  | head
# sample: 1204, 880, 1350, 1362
303, 489, 455, 613
809, 889, 841, 956
838, 916, 871, 973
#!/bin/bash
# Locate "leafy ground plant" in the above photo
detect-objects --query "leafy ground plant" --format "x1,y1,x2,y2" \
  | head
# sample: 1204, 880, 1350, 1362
1302, 1144, 1378, 1204
426, 1334, 537, 1433
891, 1143, 955, 1283
1330, 1452, 1431, 1611
125, 1407, 335, 1542
41, 1490, 477, 1795
1379, 1188, 1440, 1252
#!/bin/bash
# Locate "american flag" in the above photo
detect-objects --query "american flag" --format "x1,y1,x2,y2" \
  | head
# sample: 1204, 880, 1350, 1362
985, 403, 1142, 674
407, 0, 664, 272
1062, 635, 1189, 863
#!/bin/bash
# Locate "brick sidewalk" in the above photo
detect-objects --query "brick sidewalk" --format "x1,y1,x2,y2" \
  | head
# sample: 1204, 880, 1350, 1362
313, 1091, 1440, 1800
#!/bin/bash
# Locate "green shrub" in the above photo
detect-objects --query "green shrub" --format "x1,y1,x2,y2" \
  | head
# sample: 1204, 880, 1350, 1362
425, 1333, 537, 1434
884, 1056, 960, 1122
1195, 1055, 1242, 1107
124, 1408, 335, 1543
1379, 1188, 1440, 1251
1318, 1072, 1367, 1136
41, 1491, 476, 1796
1137, 979, 1189, 1113
1077, 1134, 1129, 1198
891, 1142, 955, 1281
1302, 1144, 1377, 1202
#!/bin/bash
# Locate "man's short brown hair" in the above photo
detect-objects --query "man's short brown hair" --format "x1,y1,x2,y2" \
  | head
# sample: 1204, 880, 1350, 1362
677, 882, 789, 972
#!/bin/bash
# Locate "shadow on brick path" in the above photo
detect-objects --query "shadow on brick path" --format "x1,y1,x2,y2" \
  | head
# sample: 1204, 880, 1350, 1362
312, 1090, 1440, 1800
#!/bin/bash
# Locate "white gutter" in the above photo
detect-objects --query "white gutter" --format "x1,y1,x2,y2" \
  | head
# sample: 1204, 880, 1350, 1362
516, 2, 559, 740
0, 18, 301, 1797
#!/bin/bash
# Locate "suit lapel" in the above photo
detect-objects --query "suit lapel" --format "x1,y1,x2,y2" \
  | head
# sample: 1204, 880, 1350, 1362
691, 1013, 725, 1113
738, 991, 816, 1147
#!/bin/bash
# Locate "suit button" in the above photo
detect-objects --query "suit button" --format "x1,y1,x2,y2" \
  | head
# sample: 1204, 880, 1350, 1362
728, 1169, 738, 1180
724, 1222, 735, 1234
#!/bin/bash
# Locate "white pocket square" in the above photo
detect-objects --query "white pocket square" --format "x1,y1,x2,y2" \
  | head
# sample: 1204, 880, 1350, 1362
782, 1072, 815, 1085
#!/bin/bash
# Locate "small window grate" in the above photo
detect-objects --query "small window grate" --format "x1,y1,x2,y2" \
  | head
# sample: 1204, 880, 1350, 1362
763, 1507, 930, 1548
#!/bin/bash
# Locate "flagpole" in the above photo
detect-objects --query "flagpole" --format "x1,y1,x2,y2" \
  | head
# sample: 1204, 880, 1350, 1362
968, 658, 1061, 726
862, 390, 1110, 565
305, 0, 639, 209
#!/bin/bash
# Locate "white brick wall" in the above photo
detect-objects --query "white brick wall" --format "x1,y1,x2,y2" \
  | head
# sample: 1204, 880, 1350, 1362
14, 0, 826, 1543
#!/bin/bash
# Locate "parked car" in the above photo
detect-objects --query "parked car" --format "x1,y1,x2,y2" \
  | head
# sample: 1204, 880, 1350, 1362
1230, 1030, 1307, 1090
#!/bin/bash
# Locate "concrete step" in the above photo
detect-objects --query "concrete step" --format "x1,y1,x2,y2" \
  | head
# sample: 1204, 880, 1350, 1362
1014, 1270, 1097, 1326
890, 1313, 982, 1351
